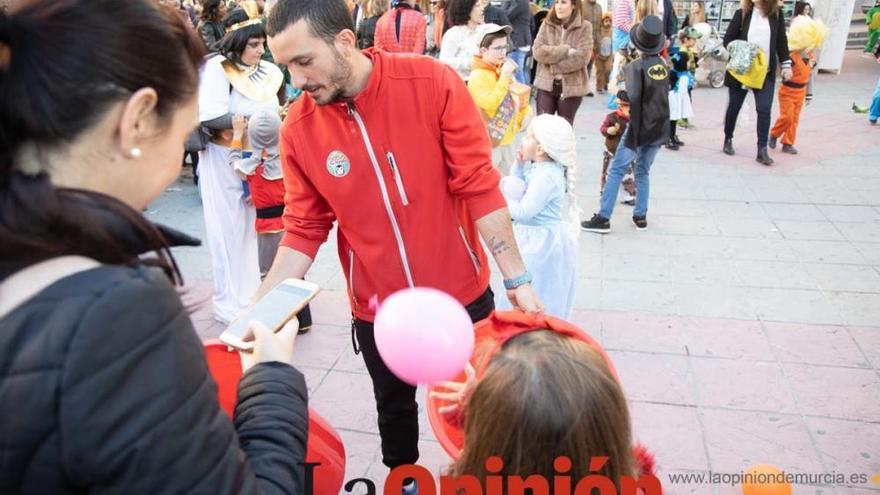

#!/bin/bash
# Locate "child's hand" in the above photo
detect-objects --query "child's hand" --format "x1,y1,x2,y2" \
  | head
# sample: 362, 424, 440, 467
232, 114, 248, 137
607, 123, 619, 136
430, 362, 477, 416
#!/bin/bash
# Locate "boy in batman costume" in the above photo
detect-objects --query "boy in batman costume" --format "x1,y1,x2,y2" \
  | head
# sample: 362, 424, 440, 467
582, 15, 670, 234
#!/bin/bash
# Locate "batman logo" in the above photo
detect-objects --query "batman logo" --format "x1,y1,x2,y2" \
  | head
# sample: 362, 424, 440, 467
647, 64, 668, 81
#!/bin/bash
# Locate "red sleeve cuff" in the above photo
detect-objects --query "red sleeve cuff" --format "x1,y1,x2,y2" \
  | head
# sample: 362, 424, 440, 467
279, 231, 325, 260
465, 187, 508, 221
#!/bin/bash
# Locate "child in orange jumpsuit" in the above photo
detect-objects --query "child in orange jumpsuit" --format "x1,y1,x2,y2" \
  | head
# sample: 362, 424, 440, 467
769, 16, 827, 154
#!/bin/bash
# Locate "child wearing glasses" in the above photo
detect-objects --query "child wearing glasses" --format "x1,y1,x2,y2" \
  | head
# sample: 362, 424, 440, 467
467, 23, 531, 173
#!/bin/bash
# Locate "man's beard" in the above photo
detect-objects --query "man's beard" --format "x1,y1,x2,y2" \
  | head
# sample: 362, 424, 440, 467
307, 48, 353, 106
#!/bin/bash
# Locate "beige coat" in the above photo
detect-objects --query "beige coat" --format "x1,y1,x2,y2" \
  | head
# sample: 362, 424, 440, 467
532, 12, 594, 98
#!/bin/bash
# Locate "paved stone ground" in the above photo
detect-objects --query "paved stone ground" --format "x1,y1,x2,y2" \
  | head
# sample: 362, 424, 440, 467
146, 51, 880, 494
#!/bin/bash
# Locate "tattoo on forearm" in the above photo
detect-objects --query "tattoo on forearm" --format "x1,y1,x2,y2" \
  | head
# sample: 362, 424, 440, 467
488, 236, 512, 256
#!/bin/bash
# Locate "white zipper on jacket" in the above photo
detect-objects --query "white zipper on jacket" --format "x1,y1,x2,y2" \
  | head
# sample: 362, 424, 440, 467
347, 102, 415, 288
348, 248, 357, 305
385, 152, 409, 206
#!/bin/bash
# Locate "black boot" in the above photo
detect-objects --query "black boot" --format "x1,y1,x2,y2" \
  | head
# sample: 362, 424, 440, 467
756, 147, 774, 166
768, 136, 777, 149
673, 135, 685, 146
782, 144, 798, 154
723, 138, 735, 155
665, 138, 680, 151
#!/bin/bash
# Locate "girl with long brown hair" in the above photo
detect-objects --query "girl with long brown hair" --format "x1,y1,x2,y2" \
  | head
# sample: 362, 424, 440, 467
432, 313, 658, 493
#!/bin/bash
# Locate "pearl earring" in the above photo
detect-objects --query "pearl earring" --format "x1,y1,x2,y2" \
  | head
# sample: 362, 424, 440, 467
129, 147, 142, 158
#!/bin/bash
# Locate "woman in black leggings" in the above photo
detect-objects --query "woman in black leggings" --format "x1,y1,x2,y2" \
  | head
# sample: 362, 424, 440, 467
721, 0, 791, 165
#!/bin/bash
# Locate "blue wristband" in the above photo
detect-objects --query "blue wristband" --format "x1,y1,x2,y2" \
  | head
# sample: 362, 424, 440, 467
503, 271, 533, 290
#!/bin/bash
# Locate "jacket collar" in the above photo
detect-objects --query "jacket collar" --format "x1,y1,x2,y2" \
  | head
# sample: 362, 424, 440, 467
470, 56, 500, 74
333, 48, 385, 113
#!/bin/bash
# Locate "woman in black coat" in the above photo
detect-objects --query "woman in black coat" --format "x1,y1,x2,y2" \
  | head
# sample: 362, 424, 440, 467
0, 1, 308, 493
721, 0, 792, 165
198, 0, 228, 50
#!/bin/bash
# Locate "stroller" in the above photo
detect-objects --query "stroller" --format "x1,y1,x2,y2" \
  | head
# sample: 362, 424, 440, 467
692, 22, 729, 88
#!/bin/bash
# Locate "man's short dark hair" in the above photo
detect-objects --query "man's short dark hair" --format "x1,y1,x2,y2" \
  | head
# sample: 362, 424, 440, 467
266, 0, 355, 42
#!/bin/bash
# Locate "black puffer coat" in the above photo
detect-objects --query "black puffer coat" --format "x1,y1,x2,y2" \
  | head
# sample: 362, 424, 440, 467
0, 264, 308, 495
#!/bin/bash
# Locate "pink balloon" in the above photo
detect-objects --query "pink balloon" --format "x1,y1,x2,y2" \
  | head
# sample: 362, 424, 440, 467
500, 176, 527, 201
374, 288, 475, 385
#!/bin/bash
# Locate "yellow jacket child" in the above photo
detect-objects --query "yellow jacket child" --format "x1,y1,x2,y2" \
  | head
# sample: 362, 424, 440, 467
467, 24, 531, 172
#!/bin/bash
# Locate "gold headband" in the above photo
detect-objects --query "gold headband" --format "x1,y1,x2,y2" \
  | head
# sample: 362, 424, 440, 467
228, 18, 263, 33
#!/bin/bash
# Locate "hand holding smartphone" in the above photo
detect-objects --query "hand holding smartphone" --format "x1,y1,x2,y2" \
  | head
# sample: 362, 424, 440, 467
238, 319, 299, 372
220, 279, 320, 351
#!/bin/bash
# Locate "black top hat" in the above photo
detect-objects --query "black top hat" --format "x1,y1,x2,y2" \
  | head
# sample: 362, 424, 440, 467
630, 15, 666, 55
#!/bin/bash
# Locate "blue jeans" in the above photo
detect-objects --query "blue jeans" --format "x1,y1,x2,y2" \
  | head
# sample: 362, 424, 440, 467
870, 76, 880, 123
509, 49, 529, 84
599, 131, 660, 219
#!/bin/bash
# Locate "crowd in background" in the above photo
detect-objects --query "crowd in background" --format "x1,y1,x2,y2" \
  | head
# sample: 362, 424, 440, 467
2, 1, 879, 494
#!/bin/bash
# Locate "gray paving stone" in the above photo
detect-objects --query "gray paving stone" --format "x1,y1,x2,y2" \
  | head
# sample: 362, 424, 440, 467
774, 220, 847, 241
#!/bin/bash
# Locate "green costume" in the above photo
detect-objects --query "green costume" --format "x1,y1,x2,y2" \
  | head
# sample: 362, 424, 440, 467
866, 5, 880, 53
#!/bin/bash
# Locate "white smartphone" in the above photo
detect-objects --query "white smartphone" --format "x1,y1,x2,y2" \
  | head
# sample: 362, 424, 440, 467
219, 279, 320, 351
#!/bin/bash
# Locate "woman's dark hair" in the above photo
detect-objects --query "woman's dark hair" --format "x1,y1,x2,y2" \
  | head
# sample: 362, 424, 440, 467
223, 6, 249, 27
794, 1, 811, 17
547, 0, 583, 24
741, 0, 781, 18
217, 19, 266, 64
200, 0, 224, 21
446, 0, 479, 27
0, 0, 205, 280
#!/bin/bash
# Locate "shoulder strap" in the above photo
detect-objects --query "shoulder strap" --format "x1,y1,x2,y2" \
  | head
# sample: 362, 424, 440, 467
0, 256, 101, 320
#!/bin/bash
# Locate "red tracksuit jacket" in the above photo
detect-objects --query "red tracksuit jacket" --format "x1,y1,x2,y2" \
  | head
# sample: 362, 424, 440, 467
279, 49, 505, 321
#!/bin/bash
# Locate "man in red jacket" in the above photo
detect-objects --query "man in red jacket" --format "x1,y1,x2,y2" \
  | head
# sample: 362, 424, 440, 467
264, 0, 542, 478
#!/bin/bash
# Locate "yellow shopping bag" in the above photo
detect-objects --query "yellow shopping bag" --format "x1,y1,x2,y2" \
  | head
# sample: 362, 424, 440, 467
730, 48, 768, 89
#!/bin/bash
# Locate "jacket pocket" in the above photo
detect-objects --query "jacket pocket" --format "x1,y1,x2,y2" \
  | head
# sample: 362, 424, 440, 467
458, 225, 481, 276
385, 151, 409, 206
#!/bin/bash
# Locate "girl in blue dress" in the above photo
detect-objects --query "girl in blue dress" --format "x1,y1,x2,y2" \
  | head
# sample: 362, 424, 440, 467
500, 114, 580, 319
